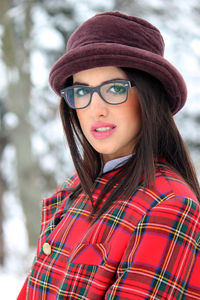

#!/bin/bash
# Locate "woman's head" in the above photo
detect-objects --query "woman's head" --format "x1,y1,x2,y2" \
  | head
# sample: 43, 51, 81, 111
60, 66, 178, 167
51, 10, 189, 168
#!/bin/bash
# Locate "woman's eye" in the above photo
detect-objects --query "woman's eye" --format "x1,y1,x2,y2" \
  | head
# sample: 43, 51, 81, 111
75, 87, 90, 97
109, 85, 126, 94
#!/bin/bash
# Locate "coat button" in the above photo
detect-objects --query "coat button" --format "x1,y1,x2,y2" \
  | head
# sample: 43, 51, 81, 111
43, 242, 51, 256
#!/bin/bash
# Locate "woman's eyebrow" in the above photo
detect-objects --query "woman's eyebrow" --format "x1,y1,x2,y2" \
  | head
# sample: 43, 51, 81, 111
73, 81, 88, 86
73, 78, 127, 86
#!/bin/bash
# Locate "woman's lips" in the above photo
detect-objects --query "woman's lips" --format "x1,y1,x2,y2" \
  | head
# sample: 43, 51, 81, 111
91, 123, 117, 139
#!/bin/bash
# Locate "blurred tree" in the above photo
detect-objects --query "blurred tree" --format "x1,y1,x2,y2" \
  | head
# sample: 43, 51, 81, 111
0, 98, 8, 265
0, 0, 42, 253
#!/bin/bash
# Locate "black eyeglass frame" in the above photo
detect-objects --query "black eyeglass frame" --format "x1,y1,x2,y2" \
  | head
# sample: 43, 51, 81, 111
60, 79, 136, 109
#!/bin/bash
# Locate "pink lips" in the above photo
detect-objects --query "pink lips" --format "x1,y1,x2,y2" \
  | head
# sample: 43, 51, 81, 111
91, 122, 117, 139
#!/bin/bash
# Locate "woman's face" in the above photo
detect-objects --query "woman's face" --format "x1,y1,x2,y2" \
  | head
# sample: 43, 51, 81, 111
74, 66, 141, 163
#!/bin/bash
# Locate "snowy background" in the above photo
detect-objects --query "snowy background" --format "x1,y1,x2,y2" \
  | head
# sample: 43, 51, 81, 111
0, 0, 200, 299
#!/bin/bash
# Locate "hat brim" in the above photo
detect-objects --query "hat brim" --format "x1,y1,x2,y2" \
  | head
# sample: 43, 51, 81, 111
49, 43, 187, 114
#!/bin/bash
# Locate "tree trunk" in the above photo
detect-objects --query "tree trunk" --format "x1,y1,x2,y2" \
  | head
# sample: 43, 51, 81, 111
0, 130, 8, 265
0, 0, 41, 248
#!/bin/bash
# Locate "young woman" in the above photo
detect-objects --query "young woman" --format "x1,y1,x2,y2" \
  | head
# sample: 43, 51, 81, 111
18, 11, 200, 299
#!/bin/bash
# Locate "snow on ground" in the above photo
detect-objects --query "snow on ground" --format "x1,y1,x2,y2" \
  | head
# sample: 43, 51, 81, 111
0, 190, 35, 299
0, 269, 25, 299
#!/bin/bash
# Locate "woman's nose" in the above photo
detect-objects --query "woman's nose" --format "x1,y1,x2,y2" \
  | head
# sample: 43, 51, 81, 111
89, 91, 109, 117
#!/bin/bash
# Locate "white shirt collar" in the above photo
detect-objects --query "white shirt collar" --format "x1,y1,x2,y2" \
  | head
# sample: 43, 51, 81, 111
102, 154, 133, 173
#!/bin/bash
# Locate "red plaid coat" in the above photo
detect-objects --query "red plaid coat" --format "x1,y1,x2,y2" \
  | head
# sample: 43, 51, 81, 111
18, 161, 200, 299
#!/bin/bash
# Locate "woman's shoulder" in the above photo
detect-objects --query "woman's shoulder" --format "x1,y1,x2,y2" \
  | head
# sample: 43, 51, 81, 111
41, 173, 80, 219
132, 161, 200, 236
57, 173, 80, 192
154, 160, 199, 207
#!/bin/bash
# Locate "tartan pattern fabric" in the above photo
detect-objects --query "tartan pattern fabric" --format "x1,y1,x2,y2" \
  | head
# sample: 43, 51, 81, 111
18, 161, 200, 299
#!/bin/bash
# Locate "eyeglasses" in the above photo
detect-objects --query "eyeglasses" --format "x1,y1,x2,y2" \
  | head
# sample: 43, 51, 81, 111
60, 79, 135, 109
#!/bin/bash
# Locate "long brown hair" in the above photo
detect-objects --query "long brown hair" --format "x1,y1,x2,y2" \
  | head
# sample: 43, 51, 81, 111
60, 68, 200, 221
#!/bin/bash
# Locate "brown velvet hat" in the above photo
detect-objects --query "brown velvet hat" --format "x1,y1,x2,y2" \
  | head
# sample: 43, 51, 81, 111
49, 11, 187, 114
